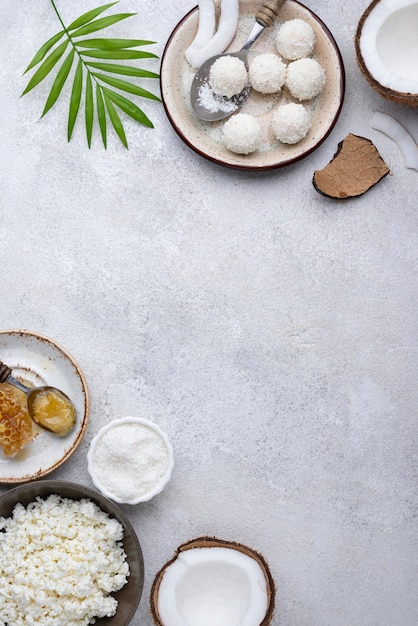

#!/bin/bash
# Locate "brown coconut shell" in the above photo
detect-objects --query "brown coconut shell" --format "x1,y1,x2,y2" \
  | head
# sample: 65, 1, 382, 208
312, 133, 390, 199
354, 0, 418, 106
150, 536, 276, 626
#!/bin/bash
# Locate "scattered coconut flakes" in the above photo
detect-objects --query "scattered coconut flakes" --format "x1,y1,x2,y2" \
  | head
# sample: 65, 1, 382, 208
272, 102, 311, 144
312, 133, 390, 199
275, 18, 316, 60
286, 57, 326, 101
197, 81, 239, 114
249, 53, 287, 94
371, 111, 418, 171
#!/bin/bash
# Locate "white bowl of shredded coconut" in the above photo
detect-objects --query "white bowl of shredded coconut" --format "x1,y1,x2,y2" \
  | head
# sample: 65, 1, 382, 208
88, 417, 174, 505
0, 480, 144, 626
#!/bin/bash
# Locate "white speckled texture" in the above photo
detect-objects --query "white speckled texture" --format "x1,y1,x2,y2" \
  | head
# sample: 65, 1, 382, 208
0, 1, 417, 625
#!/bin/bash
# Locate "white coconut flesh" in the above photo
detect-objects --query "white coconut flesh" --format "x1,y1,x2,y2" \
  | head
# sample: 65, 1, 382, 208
359, 0, 418, 94
156, 547, 269, 626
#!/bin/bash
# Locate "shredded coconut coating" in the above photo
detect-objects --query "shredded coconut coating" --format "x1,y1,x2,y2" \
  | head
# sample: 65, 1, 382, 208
272, 103, 311, 144
286, 58, 326, 101
249, 54, 287, 94
209, 55, 248, 98
275, 18, 316, 60
0, 495, 129, 626
93, 422, 170, 501
222, 113, 262, 154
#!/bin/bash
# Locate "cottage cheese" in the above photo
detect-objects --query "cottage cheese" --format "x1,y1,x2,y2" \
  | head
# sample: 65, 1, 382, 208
0, 494, 129, 626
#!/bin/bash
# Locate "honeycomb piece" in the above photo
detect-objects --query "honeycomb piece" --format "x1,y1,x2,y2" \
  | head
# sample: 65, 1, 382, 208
0, 384, 35, 458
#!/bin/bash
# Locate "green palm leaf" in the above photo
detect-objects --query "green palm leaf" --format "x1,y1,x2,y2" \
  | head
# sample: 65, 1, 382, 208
67, 2, 118, 30
85, 72, 94, 147
85, 62, 159, 79
22, 39, 69, 95
68, 60, 83, 141
23, 30, 65, 74
79, 49, 158, 60
96, 85, 107, 148
102, 87, 153, 129
42, 49, 75, 116
22, 0, 160, 149
93, 73, 160, 101
70, 13, 135, 38
77, 38, 155, 49
103, 90, 128, 148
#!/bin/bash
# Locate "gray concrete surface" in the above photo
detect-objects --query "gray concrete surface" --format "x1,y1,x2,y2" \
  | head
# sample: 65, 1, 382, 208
0, 1, 417, 624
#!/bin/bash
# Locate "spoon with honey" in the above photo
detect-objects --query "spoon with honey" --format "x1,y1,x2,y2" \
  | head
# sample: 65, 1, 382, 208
0, 361, 76, 436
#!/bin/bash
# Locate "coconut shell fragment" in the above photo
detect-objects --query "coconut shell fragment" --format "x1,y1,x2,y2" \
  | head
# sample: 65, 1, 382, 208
313, 133, 390, 199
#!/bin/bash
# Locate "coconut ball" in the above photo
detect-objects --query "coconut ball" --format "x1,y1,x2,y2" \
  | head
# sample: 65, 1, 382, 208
222, 113, 262, 154
271, 103, 311, 144
209, 55, 248, 98
249, 54, 287, 94
275, 18, 316, 60
286, 58, 326, 100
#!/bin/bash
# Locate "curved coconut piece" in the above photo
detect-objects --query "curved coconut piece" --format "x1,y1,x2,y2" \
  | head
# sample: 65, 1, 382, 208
150, 536, 275, 626
371, 111, 418, 170
355, 0, 418, 106
312, 133, 390, 199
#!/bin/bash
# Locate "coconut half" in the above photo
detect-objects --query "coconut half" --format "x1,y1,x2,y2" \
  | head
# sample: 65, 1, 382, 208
355, 0, 418, 105
150, 537, 275, 626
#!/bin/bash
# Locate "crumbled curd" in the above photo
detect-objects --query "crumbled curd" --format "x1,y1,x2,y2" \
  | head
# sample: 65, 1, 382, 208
0, 494, 129, 626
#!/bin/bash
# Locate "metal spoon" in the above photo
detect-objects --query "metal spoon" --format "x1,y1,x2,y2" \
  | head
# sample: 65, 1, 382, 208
190, 0, 283, 122
0, 361, 77, 436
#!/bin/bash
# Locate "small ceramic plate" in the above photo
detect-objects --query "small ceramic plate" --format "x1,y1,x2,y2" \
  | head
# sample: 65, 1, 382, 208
160, 0, 345, 170
0, 330, 90, 483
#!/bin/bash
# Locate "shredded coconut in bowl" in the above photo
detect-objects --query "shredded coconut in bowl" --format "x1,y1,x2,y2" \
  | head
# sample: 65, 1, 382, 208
249, 53, 287, 94
275, 18, 316, 60
209, 55, 248, 98
286, 57, 326, 101
272, 103, 311, 144
0, 494, 129, 626
222, 113, 262, 154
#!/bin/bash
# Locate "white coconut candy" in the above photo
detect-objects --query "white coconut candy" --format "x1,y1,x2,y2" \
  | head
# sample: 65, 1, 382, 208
286, 57, 326, 100
272, 102, 311, 144
209, 55, 248, 97
276, 18, 316, 60
249, 53, 287, 94
222, 113, 262, 154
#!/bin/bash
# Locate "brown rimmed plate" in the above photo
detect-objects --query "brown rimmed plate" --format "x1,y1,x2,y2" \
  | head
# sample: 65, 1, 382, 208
0, 480, 144, 625
160, 0, 345, 170
0, 330, 90, 482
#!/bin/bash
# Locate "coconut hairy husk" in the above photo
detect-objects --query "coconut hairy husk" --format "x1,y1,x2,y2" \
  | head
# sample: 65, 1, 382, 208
354, 0, 418, 106
312, 133, 390, 199
150, 536, 276, 626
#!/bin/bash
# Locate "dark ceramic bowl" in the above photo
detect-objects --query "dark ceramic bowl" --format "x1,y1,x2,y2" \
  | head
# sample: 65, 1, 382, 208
0, 480, 144, 625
